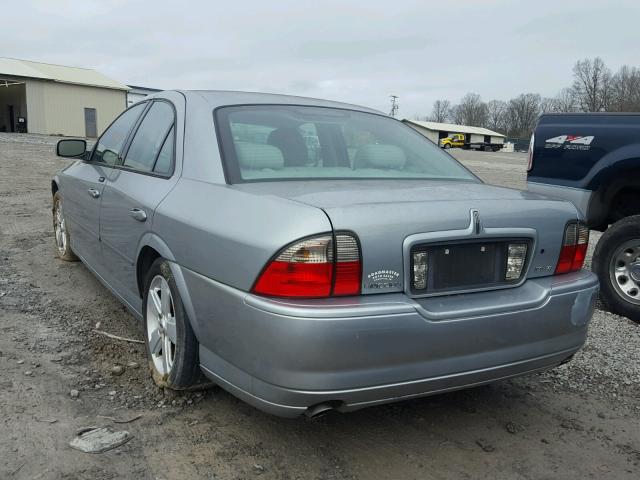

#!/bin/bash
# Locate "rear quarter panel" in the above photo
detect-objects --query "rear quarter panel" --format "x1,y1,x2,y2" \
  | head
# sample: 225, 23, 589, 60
152, 178, 333, 291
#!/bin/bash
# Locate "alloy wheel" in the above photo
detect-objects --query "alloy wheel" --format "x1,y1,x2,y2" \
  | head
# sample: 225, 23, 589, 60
54, 199, 67, 255
146, 275, 177, 375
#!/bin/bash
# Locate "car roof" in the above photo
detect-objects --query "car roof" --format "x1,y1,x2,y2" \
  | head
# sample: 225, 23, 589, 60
175, 90, 383, 115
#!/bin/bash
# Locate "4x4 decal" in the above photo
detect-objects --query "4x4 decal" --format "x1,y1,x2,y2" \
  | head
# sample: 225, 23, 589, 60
545, 135, 594, 150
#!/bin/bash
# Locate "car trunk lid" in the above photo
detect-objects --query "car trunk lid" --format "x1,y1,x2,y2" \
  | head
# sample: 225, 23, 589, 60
233, 180, 579, 295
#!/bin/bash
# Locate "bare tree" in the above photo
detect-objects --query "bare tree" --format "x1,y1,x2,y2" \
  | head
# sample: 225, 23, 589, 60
506, 93, 541, 138
554, 87, 578, 113
485, 99, 508, 133
540, 97, 560, 114
450, 104, 464, 125
609, 65, 640, 112
454, 93, 487, 126
571, 57, 612, 112
429, 99, 452, 123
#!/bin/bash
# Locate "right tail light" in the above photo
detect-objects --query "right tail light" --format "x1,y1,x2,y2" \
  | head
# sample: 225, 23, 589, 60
555, 222, 589, 274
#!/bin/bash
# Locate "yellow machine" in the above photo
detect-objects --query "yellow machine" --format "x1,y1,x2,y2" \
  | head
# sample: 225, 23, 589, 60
440, 133, 465, 149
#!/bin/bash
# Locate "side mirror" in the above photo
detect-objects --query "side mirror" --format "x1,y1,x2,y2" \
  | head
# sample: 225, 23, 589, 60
57, 139, 87, 158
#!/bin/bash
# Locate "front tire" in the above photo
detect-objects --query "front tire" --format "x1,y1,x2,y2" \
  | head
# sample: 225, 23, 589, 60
593, 215, 640, 323
142, 258, 202, 388
443, 144, 451, 149
52, 192, 78, 261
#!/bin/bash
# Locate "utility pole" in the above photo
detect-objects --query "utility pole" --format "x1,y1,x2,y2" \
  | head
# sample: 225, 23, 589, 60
389, 95, 399, 117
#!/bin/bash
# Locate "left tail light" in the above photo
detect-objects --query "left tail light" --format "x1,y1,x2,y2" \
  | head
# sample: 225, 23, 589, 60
555, 222, 589, 274
252, 233, 362, 298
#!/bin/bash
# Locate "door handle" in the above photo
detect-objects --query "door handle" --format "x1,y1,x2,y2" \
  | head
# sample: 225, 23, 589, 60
129, 208, 147, 222
87, 188, 100, 198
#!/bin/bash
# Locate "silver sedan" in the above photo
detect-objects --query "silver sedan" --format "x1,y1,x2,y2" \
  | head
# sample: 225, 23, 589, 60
52, 91, 598, 417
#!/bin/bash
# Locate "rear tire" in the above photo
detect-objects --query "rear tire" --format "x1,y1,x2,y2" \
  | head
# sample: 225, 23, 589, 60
52, 192, 78, 262
592, 215, 640, 323
142, 258, 203, 388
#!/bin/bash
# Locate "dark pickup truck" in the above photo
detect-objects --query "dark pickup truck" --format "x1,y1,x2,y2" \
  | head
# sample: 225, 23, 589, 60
527, 113, 640, 323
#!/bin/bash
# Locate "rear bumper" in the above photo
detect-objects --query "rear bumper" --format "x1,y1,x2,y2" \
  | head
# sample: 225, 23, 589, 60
179, 266, 598, 417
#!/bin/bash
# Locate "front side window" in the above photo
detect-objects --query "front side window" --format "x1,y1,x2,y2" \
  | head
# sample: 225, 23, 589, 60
215, 105, 478, 183
92, 103, 146, 166
123, 101, 175, 174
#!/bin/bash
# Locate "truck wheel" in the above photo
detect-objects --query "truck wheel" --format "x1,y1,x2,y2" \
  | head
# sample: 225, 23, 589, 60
484, 145, 491, 152
593, 215, 640, 323
443, 144, 450, 149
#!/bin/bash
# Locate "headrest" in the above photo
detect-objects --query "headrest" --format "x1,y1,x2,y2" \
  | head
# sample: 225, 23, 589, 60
354, 144, 406, 169
235, 142, 284, 170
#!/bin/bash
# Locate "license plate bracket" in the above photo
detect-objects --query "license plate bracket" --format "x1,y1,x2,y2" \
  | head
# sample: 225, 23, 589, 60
429, 242, 502, 291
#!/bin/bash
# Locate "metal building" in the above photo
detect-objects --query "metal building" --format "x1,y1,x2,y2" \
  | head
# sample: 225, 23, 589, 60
402, 119, 505, 146
0, 57, 128, 137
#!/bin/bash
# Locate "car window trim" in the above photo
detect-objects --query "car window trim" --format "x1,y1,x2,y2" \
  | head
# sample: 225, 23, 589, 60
116, 99, 177, 179
151, 124, 175, 174
117, 101, 152, 166
87, 101, 150, 166
213, 103, 482, 185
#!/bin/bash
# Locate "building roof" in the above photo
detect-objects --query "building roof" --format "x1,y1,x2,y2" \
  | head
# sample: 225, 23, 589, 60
402, 119, 505, 137
127, 85, 163, 94
0, 57, 129, 91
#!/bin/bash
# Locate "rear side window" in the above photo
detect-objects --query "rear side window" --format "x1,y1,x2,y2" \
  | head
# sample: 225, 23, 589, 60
92, 103, 145, 166
123, 101, 175, 174
153, 126, 174, 175
215, 105, 477, 183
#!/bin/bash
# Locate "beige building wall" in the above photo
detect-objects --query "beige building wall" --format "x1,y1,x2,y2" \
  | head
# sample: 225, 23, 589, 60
26, 79, 126, 137
406, 124, 439, 144
25, 79, 46, 133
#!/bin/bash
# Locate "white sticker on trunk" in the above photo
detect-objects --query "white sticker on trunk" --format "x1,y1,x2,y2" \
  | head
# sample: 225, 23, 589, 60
366, 270, 401, 290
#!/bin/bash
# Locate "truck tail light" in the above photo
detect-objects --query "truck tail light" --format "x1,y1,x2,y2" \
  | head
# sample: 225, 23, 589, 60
526, 133, 535, 171
252, 233, 361, 298
555, 222, 589, 274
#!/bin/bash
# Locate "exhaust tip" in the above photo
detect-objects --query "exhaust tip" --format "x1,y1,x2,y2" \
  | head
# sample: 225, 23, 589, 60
305, 401, 342, 419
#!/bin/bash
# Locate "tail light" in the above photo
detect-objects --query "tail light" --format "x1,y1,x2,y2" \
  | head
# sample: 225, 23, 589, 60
505, 243, 528, 280
555, 222, 589, 274
526, 133, 535, 171
252, 233, 362, 298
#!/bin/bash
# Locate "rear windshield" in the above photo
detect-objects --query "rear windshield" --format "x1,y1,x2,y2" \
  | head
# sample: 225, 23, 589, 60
215, 105, 478, 183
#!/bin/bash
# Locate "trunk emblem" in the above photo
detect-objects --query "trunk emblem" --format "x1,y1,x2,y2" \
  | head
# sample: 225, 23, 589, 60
471, 209, 482, 235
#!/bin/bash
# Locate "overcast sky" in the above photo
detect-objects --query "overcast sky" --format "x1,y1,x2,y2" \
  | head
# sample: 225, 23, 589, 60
3, 0, 640, 117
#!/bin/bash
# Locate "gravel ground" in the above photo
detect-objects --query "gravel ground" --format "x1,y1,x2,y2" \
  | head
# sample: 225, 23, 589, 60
0, 133, 638, 479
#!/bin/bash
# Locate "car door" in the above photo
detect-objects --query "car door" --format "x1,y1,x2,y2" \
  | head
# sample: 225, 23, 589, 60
99, 100, 179, 311
61, 103, 147, 266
